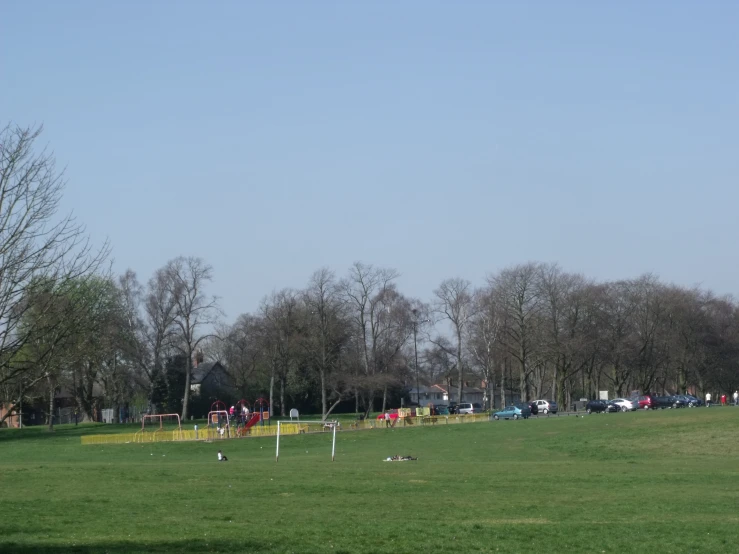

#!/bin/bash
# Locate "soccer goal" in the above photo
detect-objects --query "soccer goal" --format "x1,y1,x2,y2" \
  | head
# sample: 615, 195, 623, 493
275, 420, 339, 462
137, 413, 183, 441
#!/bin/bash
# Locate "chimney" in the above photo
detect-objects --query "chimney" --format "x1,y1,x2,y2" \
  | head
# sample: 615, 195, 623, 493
193, 350, 204, 368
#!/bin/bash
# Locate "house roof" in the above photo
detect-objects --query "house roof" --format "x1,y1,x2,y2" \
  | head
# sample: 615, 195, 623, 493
191, 362, 225, 385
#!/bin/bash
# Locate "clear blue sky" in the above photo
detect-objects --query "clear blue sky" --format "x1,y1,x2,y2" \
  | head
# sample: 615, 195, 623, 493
3, 1, 738, 319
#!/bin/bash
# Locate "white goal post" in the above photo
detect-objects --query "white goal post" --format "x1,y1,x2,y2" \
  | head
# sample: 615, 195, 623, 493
275, 420, 339, 462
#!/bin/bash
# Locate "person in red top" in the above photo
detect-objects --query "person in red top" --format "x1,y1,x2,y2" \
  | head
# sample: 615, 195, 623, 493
721, 394, 726, 406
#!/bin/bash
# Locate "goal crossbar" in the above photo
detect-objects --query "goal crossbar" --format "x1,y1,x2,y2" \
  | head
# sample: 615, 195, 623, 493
275, 420, 339, 463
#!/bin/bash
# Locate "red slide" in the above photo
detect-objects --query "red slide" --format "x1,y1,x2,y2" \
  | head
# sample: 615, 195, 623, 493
243, 413, 261, 430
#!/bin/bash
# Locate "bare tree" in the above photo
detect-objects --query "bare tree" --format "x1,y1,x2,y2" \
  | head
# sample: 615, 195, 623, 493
492, 263, 543, 402
433, 278, 475, 404
0, 124, 108, 396
260, 289, 301, 417
142, 267, 181, 409
467, 287, 501, 409
341, 262, 403, 414
302, 268, 350, 418
216, 314, 264, 398
115, 270, 154, 406
161, 257, 219, 421
536, 265, 600, 406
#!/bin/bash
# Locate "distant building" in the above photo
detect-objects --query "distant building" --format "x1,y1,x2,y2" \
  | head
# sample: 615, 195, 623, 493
189, 360, 238, 417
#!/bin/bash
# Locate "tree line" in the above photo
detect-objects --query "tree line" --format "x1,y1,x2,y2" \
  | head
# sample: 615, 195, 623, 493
1, 124, 738, 428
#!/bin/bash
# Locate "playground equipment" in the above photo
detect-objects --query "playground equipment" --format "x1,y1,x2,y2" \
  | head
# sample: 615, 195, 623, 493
254, 397, 270, 427
235, 398, 268, 436
206, 400, 231, 440
237, 412, 261, 436
237, 399, 251, 423
135, 413, 183, 442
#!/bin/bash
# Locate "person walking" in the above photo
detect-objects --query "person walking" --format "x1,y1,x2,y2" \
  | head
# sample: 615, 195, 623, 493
733, 391, 738, 406
721, 394, 727, 406
384, 412, 390, 428
705, 392, 712, 407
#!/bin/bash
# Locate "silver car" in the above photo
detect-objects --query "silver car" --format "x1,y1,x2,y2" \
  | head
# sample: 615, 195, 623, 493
533, 399, 558, 414
457, 402, 483, 414
610, 398, 635, 412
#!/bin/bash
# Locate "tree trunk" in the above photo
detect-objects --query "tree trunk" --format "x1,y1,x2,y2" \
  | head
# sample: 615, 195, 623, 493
324, 397, 343, 420
500, 360, 506, 408
381, 385, 388, 413
519, 361, 527, 403
280, 375, 286, 417
181, 356, 192, 421
320, 367, 327, 417
363, 390, 374, 418
269, 370, 275, 417
456, 328, 464, 402
488, 373, 494, 411
47, 375, 55, 432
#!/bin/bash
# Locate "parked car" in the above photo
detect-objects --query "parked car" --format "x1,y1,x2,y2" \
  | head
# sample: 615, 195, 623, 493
526, 401, 539, 415
533, 399, 558, 414
631, 395, 656, 410
675, 394, 703, 407
492, 404, 531, 420
652, 395, 685, 409
457, 402, 483, 414
610, 398, 635, 412
431, 405, 450, 416
586, 399, 620, 413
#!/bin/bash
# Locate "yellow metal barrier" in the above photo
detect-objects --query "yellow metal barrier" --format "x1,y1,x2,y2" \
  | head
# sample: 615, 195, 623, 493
81, 433, 140, 445
81, 412, 492, 445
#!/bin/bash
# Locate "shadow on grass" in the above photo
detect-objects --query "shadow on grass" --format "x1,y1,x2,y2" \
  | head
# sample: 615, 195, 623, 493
0, 423, 136, 443
0, 539, 276, 554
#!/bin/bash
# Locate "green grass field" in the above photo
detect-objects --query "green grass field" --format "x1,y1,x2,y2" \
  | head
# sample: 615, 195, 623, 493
2, 408, 739, 553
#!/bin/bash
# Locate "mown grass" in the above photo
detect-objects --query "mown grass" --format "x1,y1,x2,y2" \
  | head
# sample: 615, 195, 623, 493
1, 408, 739, 553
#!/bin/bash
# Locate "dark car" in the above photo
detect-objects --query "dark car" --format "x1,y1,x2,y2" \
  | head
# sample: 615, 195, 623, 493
586, 399, 620, 414
652, 395, 684, 409
675, 394, 703, 407
432, 405, 450, 416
